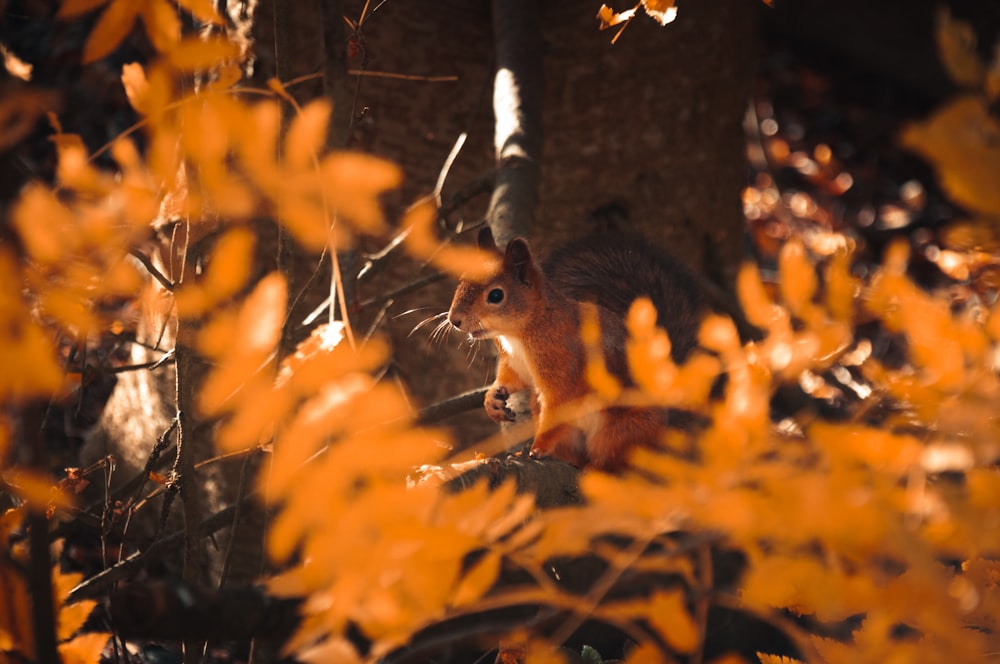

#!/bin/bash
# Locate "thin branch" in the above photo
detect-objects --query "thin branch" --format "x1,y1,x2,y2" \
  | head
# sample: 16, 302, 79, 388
416, 387, 489, 425
357, 272, 447, 312
67, 491, 259, 603
347, 69, 458, 82
487, 0, 543, 246
129, 249, 175, 291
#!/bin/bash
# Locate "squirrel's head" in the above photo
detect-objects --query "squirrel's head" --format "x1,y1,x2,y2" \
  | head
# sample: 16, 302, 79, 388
447, 227, 545, 341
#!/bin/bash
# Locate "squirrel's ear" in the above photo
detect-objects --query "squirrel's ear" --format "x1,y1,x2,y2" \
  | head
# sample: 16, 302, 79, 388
505, 238, 537, 285
477, 226, 498, 252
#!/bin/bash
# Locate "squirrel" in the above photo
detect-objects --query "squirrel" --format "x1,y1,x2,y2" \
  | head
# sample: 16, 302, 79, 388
447, 227, 707, 471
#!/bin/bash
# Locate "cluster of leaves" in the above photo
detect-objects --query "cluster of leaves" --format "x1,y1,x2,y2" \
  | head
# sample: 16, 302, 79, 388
2, 3, 999, 664
901, 8, 1000, 227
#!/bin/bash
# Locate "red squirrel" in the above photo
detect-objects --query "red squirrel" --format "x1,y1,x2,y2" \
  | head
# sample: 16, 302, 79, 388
447, 227, 706, 471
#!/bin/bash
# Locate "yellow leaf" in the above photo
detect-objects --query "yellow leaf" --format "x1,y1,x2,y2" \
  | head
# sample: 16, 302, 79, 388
175, 0, 222, 24
1, 469, 73, 512
284, 99, 332, 171
641, 0, 678, 26
174, 227, 256, 318
935, 7, 985, 89
824, 249, 855, 322
756, 654, 801, 664
900, 96, 1000, 220
606, 589, 699, 653
737, 262, 782, 329
58, 632, 110, 664
321, 152, 402, 233
597, 4, 636, 30
166, 36, 240, 72
401, 200, 495, 279
57, 0, 108, 19
778, 239, 816, 318
198, 272, 286, 414
451, 551, 501, 606
298, 637, 362, 664
82, 0, 140, 64
120, 63, 149, 114
624, 642, 666, 664
140, 0, 181, 53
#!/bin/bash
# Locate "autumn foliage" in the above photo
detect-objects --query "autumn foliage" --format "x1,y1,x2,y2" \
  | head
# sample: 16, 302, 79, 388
2, 3, 1000, 664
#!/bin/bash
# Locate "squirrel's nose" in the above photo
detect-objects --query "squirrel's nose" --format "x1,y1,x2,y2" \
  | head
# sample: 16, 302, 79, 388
449, 316, 462, 329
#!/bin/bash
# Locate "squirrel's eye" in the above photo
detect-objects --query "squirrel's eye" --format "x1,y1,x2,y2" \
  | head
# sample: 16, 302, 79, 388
487, 288, 504, 304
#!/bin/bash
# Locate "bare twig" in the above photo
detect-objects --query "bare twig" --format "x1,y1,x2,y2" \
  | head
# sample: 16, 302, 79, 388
416, 387, 489, 425
129, 248, 175, 291
357, 272, 448, 312
347, 69, 458, 82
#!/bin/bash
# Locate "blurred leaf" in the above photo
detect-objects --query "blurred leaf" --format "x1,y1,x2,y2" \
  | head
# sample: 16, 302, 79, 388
120, 62, 149, 114
166, 36, 240, 71
284, 99, 332, 171
141, 0, 181, 53
175, 0, 222, 24
82, 0, 140, 63
198, 271, 286, 415
58, 633, 110, 664
57, 0, 108, 19
936, 8, 986, 89
900, 96, 1000, 221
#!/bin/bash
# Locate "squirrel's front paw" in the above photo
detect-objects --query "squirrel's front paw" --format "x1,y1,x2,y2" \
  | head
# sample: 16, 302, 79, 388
484, 385, 516, 422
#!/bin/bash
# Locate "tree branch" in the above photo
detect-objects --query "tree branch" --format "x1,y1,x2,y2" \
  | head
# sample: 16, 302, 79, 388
487, 0, 544, 246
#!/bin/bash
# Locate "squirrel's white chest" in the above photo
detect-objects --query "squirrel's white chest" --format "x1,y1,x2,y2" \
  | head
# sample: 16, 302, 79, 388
497, 334, 534, 387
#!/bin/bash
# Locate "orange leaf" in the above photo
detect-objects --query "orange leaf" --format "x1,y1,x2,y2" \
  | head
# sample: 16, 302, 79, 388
56, 0, 107, 19
401, 200, 495, 279
166, 36, 240, 71
900, 96, 1000, 219
778, 239, 816, 318
175, 0, 222, 24
120, 63, 149, 114
321, 152, 402, 233
284, 99, 332, 171
58, 632, 111, 664
140, 0, 181, 53
641, 0, 678, 26
452, 552, 501, 606
198, 272, 286, 415
82, 0, 140, 63
174, 227, 256, 318
935, 7, 985, 89
596, 4, 636, 30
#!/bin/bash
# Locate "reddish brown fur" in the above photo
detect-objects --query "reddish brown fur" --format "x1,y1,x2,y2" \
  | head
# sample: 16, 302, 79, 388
447, 229, 705, 472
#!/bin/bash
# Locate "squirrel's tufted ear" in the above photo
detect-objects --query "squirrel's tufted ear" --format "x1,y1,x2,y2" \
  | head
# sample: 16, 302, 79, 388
477, 226, 498, 252
505, 238, 537, 285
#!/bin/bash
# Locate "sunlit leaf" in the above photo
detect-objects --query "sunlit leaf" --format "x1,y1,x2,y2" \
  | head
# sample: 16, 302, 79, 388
58, 633, 111, 664
402, 199, 496, 279
175, 0, 222, 24
900, 96, 1000, 221
82, 0, 140, 63
935, 7, 986, 89
321, 152, 401, 233
642, 0, 678, 26
141, 0, 181, 53
166, 36, 241, 71
57, 0, 108, 19
198, 272, 286, 415
174, 227, 257, 318
284, 99, 332, 171
121, 62, 149, 114
778, 239, 816, 318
